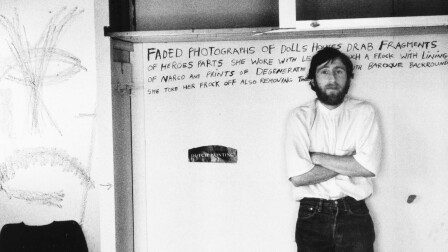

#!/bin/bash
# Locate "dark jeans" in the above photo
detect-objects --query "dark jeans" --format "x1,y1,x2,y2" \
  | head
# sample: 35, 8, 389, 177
296, 196, 375, 252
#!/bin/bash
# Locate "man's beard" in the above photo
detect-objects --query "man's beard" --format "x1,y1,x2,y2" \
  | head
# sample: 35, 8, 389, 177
314, 81, 350, 106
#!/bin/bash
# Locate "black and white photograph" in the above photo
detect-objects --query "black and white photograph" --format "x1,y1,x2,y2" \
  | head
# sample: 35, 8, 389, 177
0, 0, 447, 251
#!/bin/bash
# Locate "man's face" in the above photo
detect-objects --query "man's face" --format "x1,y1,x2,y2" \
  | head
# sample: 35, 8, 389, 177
312, 57, 350, 107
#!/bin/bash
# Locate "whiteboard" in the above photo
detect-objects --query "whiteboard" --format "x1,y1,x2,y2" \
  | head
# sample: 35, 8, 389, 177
130, 32, 448, 252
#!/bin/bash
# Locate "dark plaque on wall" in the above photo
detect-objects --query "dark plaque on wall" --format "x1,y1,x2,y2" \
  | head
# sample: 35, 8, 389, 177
188, 145, 238, 163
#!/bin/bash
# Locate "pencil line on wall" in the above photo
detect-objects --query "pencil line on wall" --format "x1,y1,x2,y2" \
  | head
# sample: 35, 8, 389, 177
0, 147, 94, 208
79, 113, 97, 225
0, 7, 86, 135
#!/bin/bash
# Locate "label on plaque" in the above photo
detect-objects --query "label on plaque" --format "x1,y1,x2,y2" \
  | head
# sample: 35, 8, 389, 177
188, 145, 238, 163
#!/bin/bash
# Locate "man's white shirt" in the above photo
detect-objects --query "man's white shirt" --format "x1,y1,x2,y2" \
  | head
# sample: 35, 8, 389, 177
285, 96, 382, 201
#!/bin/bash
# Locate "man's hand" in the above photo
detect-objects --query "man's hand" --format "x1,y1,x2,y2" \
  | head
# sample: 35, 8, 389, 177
289, 165, 338, 187
309, 152, 374, 177
310, 152, 322, 166
289, 152, 375, 187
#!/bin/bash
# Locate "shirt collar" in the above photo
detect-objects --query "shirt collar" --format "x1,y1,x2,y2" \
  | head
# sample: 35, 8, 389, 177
316, 97, 348, 115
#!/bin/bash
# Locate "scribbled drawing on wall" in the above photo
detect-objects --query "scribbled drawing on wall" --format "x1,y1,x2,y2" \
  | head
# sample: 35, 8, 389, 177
0, 147, 94, 208
0, 7, 86, 135
79, 112, 96, 224
0, 89, 14, 138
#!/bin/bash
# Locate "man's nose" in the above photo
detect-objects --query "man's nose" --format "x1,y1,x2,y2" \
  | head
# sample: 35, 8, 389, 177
327, 72, 336, 83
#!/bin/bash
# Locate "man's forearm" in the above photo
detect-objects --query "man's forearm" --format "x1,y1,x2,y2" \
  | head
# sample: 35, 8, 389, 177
289, 165, 339, 187
311, 153, 374, 177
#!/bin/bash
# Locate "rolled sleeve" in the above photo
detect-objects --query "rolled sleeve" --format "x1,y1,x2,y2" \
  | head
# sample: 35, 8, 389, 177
285, 109, 315, 179
353, 105, 382, 176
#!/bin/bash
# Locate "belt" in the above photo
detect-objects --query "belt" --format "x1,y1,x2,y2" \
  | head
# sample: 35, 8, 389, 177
300, 196, 363, 212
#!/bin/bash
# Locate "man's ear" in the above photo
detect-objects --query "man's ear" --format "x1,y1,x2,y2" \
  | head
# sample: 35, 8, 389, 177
309, 80, 316, 91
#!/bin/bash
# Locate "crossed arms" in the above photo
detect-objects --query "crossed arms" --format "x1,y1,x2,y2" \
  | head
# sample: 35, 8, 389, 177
286, 103, 381, 188
289, 153, 375, 187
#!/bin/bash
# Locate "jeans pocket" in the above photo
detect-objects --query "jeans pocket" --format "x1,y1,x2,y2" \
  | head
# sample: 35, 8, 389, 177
348, 201, 370, 216
298, 202, 318, 220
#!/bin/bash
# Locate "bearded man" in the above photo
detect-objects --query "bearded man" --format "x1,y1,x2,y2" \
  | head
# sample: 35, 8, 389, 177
285, 47, 382, 252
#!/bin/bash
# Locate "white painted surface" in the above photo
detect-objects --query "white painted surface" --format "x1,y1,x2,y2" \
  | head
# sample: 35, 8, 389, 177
131, 34, 448, 251
294, 16, 448, 31
279, 0, 296, 28
131, 43, 148, 252
0, 0, 114, 251
112, 62, 134, 252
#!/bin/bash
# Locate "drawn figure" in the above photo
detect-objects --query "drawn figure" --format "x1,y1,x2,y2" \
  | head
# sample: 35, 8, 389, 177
0, 147, 94, 208
0, 7, 86, 134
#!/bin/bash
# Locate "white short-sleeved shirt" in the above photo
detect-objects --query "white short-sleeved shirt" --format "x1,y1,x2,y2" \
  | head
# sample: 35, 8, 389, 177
285, 96, 382, 201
